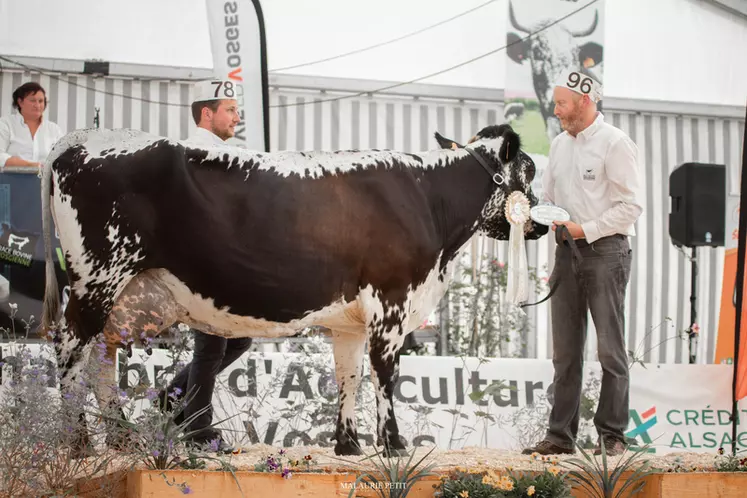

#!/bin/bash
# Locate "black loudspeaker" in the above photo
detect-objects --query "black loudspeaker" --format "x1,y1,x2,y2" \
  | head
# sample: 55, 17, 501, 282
669, 162, 726, 248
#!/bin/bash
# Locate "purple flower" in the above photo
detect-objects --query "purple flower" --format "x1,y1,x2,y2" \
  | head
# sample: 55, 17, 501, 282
181, 485, 192, 495
281, 468, 292, 479
209, 438, 220, 452
168, 387, 182, 399
146, 389, 159, 402
152, 450, 160, 457
279, 448, 286, 456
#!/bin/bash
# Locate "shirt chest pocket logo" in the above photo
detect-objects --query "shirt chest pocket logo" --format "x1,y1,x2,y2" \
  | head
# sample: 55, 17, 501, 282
579, 154, 604, 183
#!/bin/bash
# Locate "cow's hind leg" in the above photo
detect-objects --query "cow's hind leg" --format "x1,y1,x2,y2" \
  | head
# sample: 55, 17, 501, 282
95, 272, 181, 448
367, 309, 408, 456
331, 330, 367, 456
54, 312, 98, 459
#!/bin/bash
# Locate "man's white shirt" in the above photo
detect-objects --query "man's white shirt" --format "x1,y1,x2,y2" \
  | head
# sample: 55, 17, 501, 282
542, 112, 643, 243
185, 127, 227, 147
0, 113, 64, 167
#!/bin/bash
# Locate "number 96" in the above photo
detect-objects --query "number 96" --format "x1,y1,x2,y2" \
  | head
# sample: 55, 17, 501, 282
567, 72, 593, 94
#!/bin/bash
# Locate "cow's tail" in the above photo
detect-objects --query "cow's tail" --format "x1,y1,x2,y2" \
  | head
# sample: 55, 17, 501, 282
41, 153, 60, 335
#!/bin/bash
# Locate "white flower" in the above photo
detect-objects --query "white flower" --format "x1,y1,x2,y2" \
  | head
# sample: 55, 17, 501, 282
9, 303, 17, 311
177, 323, 190, 333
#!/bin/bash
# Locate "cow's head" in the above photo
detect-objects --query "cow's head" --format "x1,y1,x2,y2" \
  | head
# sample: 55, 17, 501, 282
436, 125, 548, 241
506, 1, 602, 140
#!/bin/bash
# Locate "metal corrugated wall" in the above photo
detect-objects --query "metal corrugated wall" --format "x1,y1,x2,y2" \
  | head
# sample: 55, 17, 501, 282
1, 68, 744, 364
268, 89, 502, 155
0, 70, 193, 139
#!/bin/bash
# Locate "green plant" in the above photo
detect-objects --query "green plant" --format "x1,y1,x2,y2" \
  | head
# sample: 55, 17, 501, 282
435, 467, 571, 498
510, 469, 571, 497
335, 446, 438, 498
560, 438, 655, 498
436, 470, 508, 497
178, 454, 207, 470
713, 447, 747, 472
0, 311, 133, 497
253, 448, 321, 478
440, 254, 548, 358
627, 318, 688, 369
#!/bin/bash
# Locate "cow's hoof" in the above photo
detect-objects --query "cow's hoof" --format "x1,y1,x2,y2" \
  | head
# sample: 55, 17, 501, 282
377, 434, 408, 458
334, 441, 363, 456
106, 428, 134, 452
381, 445, 409, 458
69, 442, 97, 459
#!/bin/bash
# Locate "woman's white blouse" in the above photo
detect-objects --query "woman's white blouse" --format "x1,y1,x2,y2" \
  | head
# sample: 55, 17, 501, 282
0, 112, 64, 167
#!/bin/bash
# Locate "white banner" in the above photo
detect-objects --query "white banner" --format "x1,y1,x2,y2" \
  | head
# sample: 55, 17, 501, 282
2, 344, 746, 455
204, 0, 269, 151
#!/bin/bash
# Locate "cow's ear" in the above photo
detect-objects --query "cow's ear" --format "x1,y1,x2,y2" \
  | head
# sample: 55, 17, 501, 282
578, 41, 603, 68
499, 129, 521, 162
434, 132, 462, 150
507, 33, 529, 64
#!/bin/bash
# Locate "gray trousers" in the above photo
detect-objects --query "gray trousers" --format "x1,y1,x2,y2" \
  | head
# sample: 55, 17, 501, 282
546, 234, 632, 449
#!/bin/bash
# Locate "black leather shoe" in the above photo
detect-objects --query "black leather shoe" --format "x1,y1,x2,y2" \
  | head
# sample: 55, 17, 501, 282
521, 439, 575, 455
593, 438, 627, 456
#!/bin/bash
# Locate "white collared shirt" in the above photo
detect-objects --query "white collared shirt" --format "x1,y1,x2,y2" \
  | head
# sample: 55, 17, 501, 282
542, 112, 643, 243
0, 112, 64, 167
185, 127, 227, 147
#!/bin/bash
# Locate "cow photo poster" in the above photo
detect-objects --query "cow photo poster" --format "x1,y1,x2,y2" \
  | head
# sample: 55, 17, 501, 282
504, 0, 605, 200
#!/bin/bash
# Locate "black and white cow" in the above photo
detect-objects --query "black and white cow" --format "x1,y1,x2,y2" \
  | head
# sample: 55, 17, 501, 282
40, 124, 548, 456
506, 1, 603, 141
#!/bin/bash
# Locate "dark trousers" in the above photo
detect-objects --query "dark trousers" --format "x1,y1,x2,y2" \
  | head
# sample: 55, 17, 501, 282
165, 331, 252, 441
546, 234, 632, 449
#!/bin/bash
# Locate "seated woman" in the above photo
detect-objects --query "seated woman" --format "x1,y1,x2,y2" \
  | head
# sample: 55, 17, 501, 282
0, 81, 64, 169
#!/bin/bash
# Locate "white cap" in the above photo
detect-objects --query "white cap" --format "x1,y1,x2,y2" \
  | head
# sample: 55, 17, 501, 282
192, 79, 238, 104
554, 69, 603, 103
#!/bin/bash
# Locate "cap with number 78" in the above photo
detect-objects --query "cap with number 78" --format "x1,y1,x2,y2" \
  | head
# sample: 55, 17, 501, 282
192, 79, 239, 104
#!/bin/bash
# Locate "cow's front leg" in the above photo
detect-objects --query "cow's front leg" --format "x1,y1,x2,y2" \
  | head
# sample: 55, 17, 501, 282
331, 329, 367, 456
367, 313, 408, 457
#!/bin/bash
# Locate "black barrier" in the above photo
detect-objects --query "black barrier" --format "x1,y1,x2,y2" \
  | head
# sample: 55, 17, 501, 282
0, 168, 68, 338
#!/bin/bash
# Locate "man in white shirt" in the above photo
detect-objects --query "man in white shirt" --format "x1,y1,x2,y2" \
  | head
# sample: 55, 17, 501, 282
0, 82, 64, 169
523, 69, 643, 457
158, 80, 251, 454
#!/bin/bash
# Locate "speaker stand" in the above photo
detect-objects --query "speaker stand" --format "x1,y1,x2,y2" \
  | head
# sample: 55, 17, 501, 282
688, 246, 698, 364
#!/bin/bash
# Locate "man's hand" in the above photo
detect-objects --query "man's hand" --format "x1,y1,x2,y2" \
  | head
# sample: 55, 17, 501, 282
552, 220, 585, 239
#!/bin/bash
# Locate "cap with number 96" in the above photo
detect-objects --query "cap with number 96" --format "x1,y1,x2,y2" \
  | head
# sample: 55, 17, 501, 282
554, 69, 603, 103
193, 79, 238, 104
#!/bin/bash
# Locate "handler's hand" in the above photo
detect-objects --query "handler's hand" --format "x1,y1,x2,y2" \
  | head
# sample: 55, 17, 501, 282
552, 220, 585, 239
